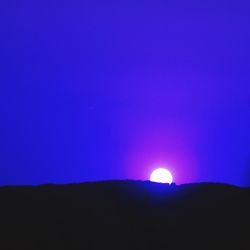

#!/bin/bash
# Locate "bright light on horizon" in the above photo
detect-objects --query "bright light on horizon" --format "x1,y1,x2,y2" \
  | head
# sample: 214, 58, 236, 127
150, 168, 173, 184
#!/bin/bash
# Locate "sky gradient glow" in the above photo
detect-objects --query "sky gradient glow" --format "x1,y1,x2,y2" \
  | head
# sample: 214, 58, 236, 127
0, 1, 249, 186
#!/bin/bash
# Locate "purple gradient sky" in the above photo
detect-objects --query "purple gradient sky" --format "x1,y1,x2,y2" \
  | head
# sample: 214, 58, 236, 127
0, 1, 249, 186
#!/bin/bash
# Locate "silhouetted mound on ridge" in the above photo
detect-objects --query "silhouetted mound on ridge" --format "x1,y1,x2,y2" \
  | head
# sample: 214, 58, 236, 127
0, 181, 249, 250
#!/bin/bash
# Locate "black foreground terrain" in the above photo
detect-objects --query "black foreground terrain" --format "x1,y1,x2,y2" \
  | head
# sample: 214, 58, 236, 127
0, 180, 249, 250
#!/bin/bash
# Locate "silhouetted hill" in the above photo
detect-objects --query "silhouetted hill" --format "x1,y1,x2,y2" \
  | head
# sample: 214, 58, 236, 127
0, 181, 249, 250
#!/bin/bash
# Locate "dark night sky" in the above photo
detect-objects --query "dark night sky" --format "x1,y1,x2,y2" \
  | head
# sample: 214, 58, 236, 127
0, 1, 249, 186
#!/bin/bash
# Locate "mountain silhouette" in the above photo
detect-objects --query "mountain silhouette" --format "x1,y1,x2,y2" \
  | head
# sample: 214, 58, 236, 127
0, 180, 249, 250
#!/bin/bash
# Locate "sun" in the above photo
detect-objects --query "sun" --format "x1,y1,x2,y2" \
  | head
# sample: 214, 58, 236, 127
150, 168, 173, 184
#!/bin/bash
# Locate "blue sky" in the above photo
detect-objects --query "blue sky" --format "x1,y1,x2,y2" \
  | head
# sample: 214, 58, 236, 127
0, 1, 249, 186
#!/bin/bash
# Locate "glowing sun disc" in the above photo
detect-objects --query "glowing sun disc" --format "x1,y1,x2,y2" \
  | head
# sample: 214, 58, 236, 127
150, 168, 173, 184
